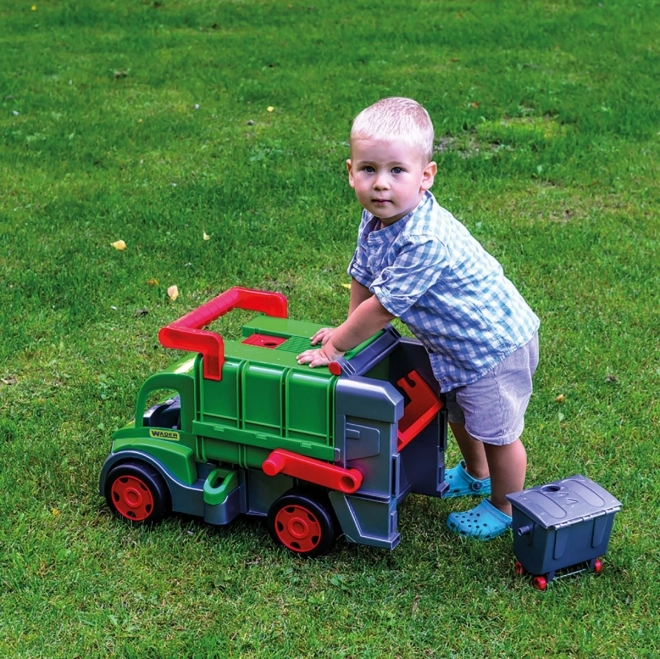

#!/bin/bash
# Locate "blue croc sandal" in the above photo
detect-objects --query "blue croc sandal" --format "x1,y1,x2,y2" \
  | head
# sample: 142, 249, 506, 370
446, 499, 512, 540
444, 460, 491, 498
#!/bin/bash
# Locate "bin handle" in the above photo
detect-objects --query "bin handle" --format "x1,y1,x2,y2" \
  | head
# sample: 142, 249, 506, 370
158, 287, 288, 381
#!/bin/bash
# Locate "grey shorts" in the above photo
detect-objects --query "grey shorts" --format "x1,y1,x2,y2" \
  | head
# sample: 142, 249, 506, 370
445, 333, 539, 446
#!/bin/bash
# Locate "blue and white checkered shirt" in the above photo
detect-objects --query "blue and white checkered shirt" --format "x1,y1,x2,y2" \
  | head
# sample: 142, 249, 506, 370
348, 191, 540, 392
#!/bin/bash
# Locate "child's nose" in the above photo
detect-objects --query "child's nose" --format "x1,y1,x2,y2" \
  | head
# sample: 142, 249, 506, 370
374, 173, 390, 189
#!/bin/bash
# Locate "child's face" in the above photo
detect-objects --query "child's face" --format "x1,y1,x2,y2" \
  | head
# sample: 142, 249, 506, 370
347, 138, 436, 226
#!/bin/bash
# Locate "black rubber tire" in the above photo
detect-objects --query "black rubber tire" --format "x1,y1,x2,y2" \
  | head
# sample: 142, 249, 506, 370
267, 490, 337, 558
104, 461, 170, 524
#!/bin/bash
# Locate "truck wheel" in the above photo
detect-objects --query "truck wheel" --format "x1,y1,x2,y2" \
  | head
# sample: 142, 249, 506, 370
267, 490, 337, 558
105, 461, 170, 524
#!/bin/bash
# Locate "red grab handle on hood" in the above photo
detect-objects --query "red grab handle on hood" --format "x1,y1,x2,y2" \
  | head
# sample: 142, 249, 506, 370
158, 287, 288, 381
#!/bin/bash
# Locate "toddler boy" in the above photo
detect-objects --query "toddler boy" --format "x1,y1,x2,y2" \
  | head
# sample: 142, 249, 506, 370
297, 97, 539, 540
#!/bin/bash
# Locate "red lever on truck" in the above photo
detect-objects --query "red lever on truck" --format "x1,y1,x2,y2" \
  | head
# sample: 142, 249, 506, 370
262, 448, 363, 494
158, 287, 288, 381
396, 370, 443, 451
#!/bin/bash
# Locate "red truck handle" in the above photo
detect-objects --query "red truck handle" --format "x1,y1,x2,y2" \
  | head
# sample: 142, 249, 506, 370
158, 287, 288, 381
262, 449, 363, 494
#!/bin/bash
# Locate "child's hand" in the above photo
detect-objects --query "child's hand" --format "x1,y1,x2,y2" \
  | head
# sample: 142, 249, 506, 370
310, 327, 334, 346
297, 342, 345, 368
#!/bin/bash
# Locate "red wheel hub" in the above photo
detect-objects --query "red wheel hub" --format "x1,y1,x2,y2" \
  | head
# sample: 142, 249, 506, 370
532, 575, 548, 591
274, 505, 322, 553
111, 475, 154, 521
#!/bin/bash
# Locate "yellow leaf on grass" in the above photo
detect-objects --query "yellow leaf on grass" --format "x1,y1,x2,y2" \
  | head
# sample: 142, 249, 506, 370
167, 285, 179, 301
267, 106, 274, 112
147, 278, 159, 287
341, 283, 351, 289
203, 231, 210, 241
555, 394, 565, 403
111, 240, 127, 251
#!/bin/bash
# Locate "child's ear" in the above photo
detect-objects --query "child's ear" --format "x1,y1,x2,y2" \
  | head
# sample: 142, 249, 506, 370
346, 159, 355, 188
421, 161, 437, 191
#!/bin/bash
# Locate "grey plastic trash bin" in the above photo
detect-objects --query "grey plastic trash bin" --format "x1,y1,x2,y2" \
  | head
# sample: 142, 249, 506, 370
506, 475, 621, 589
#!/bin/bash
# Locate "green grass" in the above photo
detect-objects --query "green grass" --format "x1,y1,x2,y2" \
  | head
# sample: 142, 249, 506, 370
1, 0, 659, 656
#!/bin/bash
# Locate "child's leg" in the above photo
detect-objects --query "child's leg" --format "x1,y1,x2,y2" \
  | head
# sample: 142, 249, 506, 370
445, 335, 537, 538
483, 439, 527, 516
448, 422, 526, 513
445, 435, 524, 539
449, 421, 489, 480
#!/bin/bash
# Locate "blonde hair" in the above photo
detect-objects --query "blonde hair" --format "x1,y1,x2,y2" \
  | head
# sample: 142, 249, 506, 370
350, 97, 435, 163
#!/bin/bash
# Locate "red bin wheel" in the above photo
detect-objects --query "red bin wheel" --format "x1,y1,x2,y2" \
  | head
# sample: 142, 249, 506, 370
532, 575, 548, 591
515, 561, 526, 576
593, 558, 603, 574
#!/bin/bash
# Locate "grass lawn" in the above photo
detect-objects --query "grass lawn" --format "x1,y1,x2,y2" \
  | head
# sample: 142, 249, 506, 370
1, 0, 659, 656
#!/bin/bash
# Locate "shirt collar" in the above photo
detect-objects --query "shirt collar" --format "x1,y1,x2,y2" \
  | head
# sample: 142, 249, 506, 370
364, 191, 434, 240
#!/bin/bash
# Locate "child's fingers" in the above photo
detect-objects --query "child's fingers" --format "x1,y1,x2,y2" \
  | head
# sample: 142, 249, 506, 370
310, 327, 334, 345
296, 349, 331, 368
310, 354, 331, 367
296, 349, 318, 364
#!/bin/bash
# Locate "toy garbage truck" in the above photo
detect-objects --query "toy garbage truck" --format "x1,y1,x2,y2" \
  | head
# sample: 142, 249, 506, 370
99, 287, 448, 556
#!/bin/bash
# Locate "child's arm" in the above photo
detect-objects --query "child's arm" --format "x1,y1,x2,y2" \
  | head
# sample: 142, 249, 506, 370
310, 278, 374, 347
348, 278, 373, 315
297, 294, 394, 368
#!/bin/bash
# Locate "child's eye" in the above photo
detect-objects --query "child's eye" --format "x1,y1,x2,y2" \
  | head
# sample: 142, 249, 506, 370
392, 167, 403, 174
363, 166, 375, 173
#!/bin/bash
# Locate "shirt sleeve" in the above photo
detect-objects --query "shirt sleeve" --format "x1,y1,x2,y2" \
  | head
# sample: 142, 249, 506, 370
347, 212, 373, 287
371, 236, 447, 317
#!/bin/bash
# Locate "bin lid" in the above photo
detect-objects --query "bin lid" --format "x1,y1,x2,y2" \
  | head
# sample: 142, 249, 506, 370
506, 474, 622, 529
